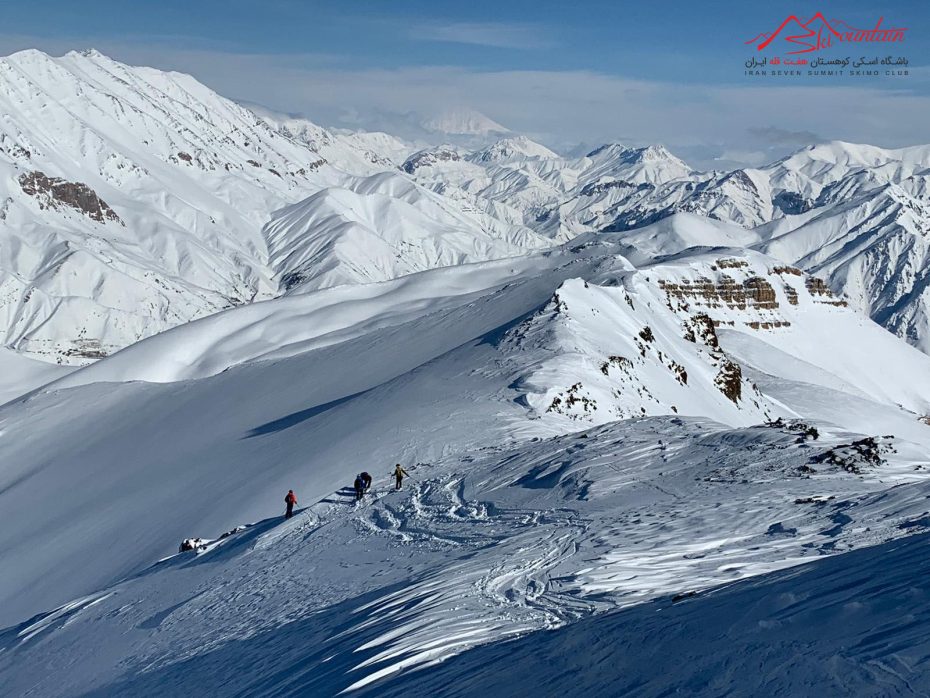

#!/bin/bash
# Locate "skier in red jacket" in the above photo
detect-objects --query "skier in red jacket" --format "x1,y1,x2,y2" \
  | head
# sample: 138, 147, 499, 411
284, 489, 297, 519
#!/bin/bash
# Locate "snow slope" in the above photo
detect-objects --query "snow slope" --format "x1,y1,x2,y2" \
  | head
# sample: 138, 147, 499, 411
2, 235, 930, 631
262, 171, 551, 292
376, 530, 930, 697
2, 47, 930, 696
3, 414, 930, 696
0, 48, 355, 363
0, 347, 72, 405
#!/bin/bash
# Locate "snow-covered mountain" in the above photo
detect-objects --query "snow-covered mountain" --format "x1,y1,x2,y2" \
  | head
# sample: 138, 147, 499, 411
0, 48, 347, 363
263, 171, 549, 292
422, 106, 509, 136
3, 47, 930, 695
5, 49, 928, 365
4, 230, 930, 694
246, 102, 414, 175
758, 183, 930, 352
0, 50, 547, 365
397, 136, 930, 353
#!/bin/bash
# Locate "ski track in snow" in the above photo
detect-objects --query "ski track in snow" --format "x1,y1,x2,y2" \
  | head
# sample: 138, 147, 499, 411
4, 417, 930, 696
3, 49, 930, 695
4, 238, 930, 695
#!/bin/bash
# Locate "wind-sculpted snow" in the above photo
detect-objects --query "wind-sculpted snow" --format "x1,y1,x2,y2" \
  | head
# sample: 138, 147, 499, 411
375, 530, 930, 697
2, 226, 930, 693
262, 171, 551, 292
3, 235, 930, 630
4, 416, 930, 696
47, 252, 568, 385
2, 46, 930, 696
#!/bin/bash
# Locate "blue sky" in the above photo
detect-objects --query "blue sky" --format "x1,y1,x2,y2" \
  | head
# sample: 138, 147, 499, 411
1, 0, 928, 167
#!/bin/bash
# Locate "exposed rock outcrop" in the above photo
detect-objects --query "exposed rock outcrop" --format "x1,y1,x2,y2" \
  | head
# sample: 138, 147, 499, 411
402, 148, 462, 174
715, 360, 742, 403
547, 382, 598, 418
19, 171, 122, 224
661, 275, 779, 311
811, 436, 894, 474
805, 277, 848, 307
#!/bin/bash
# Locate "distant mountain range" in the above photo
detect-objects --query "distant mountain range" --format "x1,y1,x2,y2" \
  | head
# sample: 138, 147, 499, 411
3, 48, 930, 697
1, 48, 929, 367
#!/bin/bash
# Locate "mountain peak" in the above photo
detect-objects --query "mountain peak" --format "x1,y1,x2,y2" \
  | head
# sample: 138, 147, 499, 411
585, 143, 631, 158
5, 47, 56, 64
638, 144, 676, 161
422, 107, 509, 136
474, 135, 559, 162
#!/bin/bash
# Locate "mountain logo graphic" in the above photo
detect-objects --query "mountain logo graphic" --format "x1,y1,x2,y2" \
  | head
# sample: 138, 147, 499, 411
745, 13, 907, 54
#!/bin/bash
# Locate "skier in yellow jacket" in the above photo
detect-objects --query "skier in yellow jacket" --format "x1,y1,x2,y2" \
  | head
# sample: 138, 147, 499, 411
392, 463, 408, 490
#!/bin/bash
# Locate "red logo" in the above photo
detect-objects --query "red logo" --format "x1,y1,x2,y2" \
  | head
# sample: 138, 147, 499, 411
746, 13, 907, 54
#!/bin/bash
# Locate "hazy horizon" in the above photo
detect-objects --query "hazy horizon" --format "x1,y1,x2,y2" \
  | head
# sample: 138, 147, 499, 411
1, 0, 927, 168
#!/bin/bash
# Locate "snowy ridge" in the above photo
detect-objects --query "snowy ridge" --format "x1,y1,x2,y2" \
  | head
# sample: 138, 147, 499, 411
0, 48, 351, 363
263, 171, 550, 292
3, 230, 930, 625
506, 245, 930, 433
3, 48, 930, 696
3, 48, 929, 365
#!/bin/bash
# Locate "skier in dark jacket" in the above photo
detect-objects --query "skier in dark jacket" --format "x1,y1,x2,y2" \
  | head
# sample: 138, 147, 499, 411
284, 489, 297, 519
360, 471, 373, 492
393, 463, 408, 490
354, 475, 365, 501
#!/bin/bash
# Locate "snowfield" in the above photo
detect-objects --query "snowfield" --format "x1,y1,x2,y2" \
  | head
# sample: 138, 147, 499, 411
3, 48, 930, 697
4, 232, 930, 694
4, 415, 930, 696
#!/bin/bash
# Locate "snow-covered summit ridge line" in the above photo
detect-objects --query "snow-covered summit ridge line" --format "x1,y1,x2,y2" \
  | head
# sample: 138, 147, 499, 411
3, 48, 930, 374
403, 135, 930, 352
0, 47, 929, 692
4, 226, 930, 628
0, 48, 542, 368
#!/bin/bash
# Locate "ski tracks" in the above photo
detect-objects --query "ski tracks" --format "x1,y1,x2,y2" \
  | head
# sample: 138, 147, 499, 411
327, 466, 604, 688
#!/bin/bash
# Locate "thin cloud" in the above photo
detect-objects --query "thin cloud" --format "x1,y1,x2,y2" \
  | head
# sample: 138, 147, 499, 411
410, 21, 555, 49
0, 35, 927, 169
748, 126, 824, 147
717, 150, 769, 166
